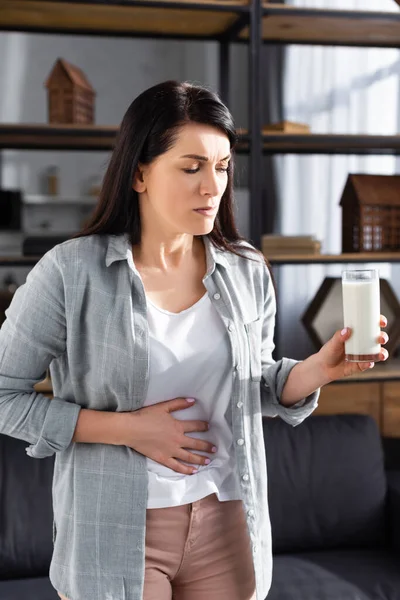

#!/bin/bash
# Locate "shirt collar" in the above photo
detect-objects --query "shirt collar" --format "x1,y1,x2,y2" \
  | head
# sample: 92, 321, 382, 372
105, 233, 230, 272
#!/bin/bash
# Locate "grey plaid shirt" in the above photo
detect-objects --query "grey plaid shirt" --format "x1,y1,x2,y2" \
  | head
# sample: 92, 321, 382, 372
0, 233, 319, 600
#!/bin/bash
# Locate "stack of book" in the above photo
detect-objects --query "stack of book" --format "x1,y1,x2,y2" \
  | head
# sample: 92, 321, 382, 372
236, 120, 311, 136
261, 121, 310, 134
262, 235, 321, 257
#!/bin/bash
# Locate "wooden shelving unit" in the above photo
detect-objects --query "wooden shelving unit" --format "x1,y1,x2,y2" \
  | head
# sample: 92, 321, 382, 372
2, 2, 400, 435
0, 0, 250, 39
2, 3, 400, 242
240, 5, 400, 48
4, 2, 399, 46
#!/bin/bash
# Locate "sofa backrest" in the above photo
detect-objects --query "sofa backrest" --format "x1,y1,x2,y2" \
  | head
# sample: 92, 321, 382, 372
0, 434, 54, 578
263, 414, 387, 554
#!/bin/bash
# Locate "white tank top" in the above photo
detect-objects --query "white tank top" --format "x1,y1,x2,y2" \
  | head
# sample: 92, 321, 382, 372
143, 292, 242, 508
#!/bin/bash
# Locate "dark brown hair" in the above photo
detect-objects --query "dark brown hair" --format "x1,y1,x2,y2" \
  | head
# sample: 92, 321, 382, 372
71, 80, 267, 266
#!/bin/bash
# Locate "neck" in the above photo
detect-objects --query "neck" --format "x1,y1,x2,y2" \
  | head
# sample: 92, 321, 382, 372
133, 231, 203, 271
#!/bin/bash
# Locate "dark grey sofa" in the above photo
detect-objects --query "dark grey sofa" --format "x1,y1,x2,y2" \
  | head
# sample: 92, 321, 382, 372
1, 413, 400, 599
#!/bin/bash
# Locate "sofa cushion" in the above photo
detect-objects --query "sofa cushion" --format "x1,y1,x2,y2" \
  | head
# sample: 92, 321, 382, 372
0, 576, 59, 600
269, 549, 400, 600
263, 414, 386, 554
0, 434, 54, 578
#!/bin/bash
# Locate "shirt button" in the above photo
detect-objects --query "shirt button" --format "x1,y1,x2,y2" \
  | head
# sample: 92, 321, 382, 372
252, 544, 258, 553
237, 401, 243, 408
228, 323, 234, 332
237, 438, 244, 446
213, 293, 221, 300
242, 473, 249, 481
248, 509, 254, 517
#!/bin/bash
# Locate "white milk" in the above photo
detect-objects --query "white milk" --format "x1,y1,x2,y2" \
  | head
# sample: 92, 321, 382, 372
342, 279, 381, 361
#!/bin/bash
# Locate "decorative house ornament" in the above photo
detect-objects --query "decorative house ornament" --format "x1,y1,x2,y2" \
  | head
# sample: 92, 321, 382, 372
340, 174, 400, 252
44, 58, 95, 125
301, 276, 400, 356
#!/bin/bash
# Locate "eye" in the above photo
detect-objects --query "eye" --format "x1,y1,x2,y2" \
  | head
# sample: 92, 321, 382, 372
183, 168, 200, 174
217, 167, 229, 173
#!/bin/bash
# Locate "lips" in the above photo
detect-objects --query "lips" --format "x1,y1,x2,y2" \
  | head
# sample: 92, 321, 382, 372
194, 206, 218, 216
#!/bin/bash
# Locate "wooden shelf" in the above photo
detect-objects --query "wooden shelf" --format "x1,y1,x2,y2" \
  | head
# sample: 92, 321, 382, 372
0, 124, 118, 150
0, 256, 43, 266
267, 253, 400, 265
4, 126, 400, 156
239, 5, 400, 48
3, 252, 400, 268
24, 195, 97, 205
0, 0, 249, 39
4, 2, 398, 47
237, 134, 400, 156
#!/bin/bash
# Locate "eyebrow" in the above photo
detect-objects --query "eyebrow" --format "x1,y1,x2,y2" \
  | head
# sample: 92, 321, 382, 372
180, 154, 231, 162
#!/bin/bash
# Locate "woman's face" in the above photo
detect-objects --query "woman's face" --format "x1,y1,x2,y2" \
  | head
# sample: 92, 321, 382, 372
133, 122, 231, 237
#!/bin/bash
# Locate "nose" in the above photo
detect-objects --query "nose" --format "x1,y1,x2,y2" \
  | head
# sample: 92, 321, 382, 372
199, 170, 220, 198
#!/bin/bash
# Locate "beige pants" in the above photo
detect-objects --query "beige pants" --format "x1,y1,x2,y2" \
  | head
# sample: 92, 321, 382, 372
144, 493, 256, 600
57, 493, 256, 600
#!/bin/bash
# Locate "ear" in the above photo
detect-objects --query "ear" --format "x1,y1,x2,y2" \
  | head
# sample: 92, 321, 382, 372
132, 165, 146, 193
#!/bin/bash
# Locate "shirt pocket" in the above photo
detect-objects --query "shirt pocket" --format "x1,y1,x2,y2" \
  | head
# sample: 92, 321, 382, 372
244, 317, 262, 382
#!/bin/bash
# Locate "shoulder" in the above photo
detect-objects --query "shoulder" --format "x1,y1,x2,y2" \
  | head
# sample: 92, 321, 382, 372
214, 239, 273, 299
51, 234, 108, 265
26, 235, 110, 289
220, 240, 269, 280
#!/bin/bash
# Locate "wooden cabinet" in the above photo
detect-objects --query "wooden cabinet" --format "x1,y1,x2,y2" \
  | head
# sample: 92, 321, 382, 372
382, 381, 400, 437
315, 363, 400, 437
316, 382, 381, 427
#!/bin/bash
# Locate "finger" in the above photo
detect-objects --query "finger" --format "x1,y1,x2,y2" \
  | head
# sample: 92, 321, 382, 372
176, 448, 211, 466
357, 361, 374, 372
183, 436, 217, 454
166, 397, 196, 412
380, 315, 388, 328
340, 327, 352, 341
166, 457, 198, 475
379, 348, 389, 361
378, 332, 389, 345
181, 420, 209, 433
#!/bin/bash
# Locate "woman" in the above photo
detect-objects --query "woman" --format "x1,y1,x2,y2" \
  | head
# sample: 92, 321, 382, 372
0, 81, 388, 600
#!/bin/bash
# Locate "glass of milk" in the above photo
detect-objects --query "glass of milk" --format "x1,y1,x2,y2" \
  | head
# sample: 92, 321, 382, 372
341, 269, 381, 362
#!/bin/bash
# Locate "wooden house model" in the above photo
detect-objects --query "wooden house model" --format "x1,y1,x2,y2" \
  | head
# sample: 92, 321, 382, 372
340, 174, 400, 252
44, 58, 95, 125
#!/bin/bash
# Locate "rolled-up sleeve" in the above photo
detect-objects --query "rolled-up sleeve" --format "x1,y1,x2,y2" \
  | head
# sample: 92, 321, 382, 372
0, 247, 81, 458
260, 266, 319, 426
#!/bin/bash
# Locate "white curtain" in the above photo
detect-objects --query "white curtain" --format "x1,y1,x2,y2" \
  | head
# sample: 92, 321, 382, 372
276, 0, 400, 359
